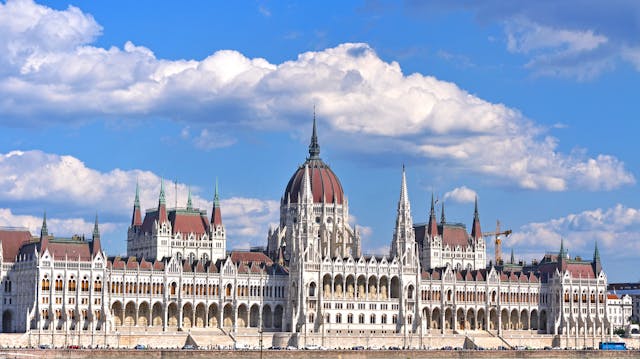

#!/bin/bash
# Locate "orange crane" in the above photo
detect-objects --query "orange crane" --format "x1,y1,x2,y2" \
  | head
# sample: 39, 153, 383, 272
482, 220, 512, 265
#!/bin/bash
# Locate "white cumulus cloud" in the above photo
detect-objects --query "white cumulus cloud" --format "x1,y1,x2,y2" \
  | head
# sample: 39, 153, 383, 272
0, 150, 279, 251
0, 0, 634, 191
509, 204, 640, 260
443, 186, 477, 203
0, 207, 117, 238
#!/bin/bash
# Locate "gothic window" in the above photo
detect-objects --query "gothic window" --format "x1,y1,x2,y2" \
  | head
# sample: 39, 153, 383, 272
381, 314, 387, 324
94, 278, 102, 293
81, 277, 89, 292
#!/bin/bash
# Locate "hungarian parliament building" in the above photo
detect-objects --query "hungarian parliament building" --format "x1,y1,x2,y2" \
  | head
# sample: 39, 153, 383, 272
0, 119, 625, 347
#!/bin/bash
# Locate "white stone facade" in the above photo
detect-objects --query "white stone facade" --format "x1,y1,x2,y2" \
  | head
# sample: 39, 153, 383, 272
0, 121, 624, 350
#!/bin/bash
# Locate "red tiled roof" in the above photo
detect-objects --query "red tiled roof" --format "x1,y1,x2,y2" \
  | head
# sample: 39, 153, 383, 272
170, 211, 210, 236
126, 257, 138, 270
608, 293, 619, 300
153, 260, 164, 271
141, 209, 210, 237
0, 229, 34, 261
566, 263, 595, 279
284, 158, 344, 204
44, 240, 92, 261
140, 258, 152, 270
441, 225, 470, 248
230, 251, 273, 265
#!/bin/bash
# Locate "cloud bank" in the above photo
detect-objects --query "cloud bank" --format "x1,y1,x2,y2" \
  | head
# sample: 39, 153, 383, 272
0, 0, 634, 192
510, 204, 640, 260
0, 150, 279, 250
443, 186, 477, 203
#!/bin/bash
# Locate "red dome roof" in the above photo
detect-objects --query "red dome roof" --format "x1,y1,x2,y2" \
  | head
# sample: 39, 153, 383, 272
284, 158, 344, 204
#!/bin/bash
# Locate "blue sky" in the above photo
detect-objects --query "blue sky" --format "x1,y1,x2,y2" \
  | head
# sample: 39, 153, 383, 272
1, 0, 639, 282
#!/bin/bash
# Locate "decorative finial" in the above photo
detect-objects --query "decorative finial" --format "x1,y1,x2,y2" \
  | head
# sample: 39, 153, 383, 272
430, 192, 435, 217
440, 202, 446, 224
559, 237, 566, 258
214, 178, 220, 206
308, 109, 320, 159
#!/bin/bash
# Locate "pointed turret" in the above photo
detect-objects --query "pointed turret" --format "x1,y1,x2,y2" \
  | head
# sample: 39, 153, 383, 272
186, 186, 193, 210
40, 211, 48, 238
558, 237, 567, 271
92, 213, 102, 255
131, 181, 142, 226
300, 164, 313, 204
211, 180, 222, 226
158, 178, 168, 223
440, 202, 446, 224
470, 196, 482, 239
210, 179, 226, 261
390, 165, 415, 260
427, 193, 438, 236
558, 237, 566, 258
510, 248, 514, 264
593, 241, 602, 274
308, 109, 320, 159
92, 213, 100, 239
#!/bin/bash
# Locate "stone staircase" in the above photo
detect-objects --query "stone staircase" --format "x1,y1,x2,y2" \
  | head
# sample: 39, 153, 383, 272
463, 330, 511, 349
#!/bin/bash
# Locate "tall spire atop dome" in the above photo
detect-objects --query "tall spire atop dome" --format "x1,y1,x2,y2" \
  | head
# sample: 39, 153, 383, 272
308, 108, 320, 159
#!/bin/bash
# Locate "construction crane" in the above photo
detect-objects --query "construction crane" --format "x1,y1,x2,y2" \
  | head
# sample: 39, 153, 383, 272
482, 220, 512, 265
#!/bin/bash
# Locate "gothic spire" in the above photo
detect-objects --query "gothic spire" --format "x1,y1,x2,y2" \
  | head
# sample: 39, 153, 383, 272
211, 179, 222, 226
186, 186, 193, 210
134, 180, 140, 208
593, 240, 602, 274
308, 109, 320, 159
131, 182, 143, 227
159, 178, 166, 204
158, 178, 168, 223
428, 192, 438, 236
471, 196, 482, 239
510, 248, 515, 264
398, 164, 409, 210
440, 201, 446, 224
559, 237, 566, 258
93, 213, 100, 239
474, 196, 479, 218
300, 163, 313, 203
40, 211, 48, 238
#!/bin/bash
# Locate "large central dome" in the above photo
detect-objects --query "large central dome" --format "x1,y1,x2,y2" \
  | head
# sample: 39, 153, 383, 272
283, 117, 345, 204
